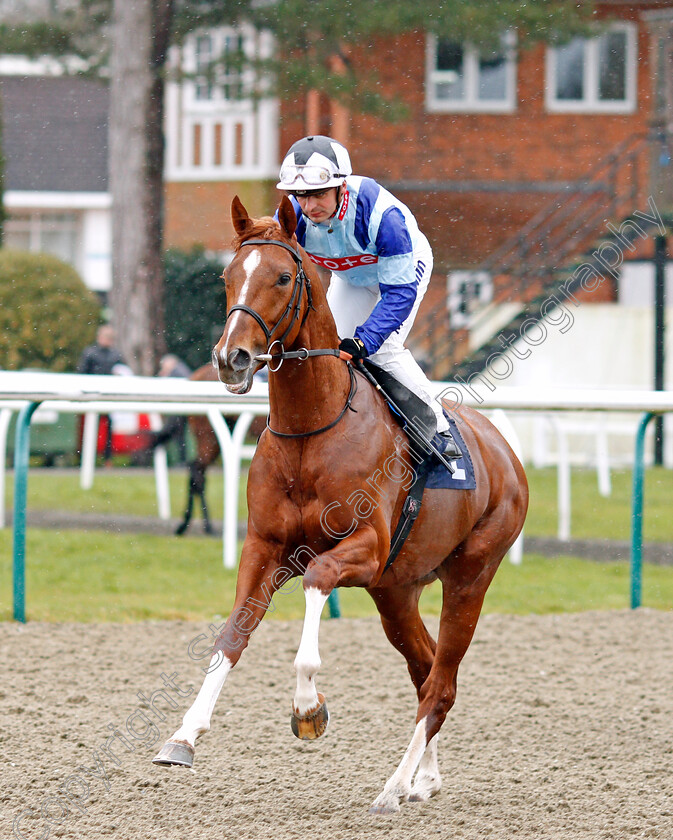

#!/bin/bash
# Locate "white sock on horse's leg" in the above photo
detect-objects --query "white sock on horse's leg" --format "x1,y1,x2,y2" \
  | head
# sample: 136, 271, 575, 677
410, 733, 442, 800
171, 653, 232, 746
370, 716, 429, 814
293, 587, 329, 716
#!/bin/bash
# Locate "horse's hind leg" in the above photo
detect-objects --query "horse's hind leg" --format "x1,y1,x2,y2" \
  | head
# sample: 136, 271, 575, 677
368, 584, 442, 813
371, 507, 523, 814
198, 485, 214, 534
175, 461, 203, 536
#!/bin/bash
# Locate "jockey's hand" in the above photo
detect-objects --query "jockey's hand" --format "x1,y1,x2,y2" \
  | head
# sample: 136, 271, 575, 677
339, 337, 368, 361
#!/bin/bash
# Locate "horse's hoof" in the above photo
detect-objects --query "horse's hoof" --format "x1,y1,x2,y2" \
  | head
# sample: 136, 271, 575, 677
369, 800, 401, 815
290, 693, 329, 740
152, 740, 195, 767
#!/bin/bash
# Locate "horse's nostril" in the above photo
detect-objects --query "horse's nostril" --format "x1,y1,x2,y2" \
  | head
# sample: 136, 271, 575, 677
227, 348, 252, 372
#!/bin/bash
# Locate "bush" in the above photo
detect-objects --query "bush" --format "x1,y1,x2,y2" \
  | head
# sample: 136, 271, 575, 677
163, 246, 227, 372
0, 250, 101, 371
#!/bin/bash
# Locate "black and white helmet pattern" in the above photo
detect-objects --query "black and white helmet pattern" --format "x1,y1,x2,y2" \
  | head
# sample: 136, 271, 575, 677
277, 135, 352, 192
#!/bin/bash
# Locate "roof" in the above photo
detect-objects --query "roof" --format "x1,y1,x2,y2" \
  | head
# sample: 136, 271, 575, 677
0, 74, 109, 193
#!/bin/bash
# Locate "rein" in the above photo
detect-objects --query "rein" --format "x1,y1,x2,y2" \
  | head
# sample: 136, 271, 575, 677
265, 363, 358, 439
228, 236, 354, 438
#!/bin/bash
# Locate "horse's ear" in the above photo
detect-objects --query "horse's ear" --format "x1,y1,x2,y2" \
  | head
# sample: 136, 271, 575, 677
277, 195, 297, 239
231, 195, 253, 236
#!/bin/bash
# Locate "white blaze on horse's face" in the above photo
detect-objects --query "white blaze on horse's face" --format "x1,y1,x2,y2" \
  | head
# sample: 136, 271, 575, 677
214, 247, 264, 394
220, 249, 261, 352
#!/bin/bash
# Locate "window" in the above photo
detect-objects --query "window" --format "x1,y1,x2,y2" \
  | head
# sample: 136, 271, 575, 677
221, 32, 245, 100
189, 28, 247, 105
546, 24, 636, 112
165, 25, 279, 179
5, 212, 79, 267
426, 33, 516, 113
447, 271, 493, 328
194, 35, 213, 101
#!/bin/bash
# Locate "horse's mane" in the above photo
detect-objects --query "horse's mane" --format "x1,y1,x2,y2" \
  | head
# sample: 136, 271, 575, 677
232, 216, 293, 251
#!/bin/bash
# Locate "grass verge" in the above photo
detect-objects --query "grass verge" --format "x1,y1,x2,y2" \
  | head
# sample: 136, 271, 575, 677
1, 528, 671, 622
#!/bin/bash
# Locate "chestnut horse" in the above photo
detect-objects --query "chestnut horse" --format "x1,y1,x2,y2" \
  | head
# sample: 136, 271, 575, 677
154, 196, 528, 814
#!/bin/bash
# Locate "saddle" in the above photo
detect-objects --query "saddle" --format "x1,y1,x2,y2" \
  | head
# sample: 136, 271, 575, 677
357, 359, 462, 572
359, 359, 459, 469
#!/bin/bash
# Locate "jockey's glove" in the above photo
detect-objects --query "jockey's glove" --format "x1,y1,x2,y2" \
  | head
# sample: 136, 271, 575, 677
339, 337, 368, 361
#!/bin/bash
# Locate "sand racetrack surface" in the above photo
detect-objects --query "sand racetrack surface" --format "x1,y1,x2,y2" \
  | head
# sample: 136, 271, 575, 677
2, 610, 672, 840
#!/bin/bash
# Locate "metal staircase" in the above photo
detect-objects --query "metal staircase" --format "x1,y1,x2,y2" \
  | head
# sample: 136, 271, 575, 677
413, 132, 666, 381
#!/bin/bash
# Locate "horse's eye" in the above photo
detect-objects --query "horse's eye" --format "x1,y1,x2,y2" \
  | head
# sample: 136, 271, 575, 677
277, 272, 292, 287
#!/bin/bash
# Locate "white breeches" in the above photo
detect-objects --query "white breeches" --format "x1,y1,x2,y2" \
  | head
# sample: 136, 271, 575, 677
326, 244, 448, 433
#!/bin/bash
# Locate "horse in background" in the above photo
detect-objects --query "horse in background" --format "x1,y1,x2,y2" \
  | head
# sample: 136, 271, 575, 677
165, 363, 263, 536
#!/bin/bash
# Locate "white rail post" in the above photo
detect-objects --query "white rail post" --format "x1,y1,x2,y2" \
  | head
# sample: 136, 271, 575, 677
80, 411, 99, 489
0, 407, 14, 528
596, 422, 612, 497
148, 412, 171, 520
547, 415, 571, 541
490, 409, 524, 565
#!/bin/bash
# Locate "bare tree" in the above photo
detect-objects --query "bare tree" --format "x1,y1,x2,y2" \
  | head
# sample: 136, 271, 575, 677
108, 0, 172, 374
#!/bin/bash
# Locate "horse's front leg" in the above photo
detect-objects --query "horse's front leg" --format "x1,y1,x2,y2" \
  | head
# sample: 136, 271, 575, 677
153, 536, 286, 767
291, 528, 381, 740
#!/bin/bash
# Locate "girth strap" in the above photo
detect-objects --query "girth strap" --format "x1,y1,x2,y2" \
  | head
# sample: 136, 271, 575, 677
384, 455, 434, 572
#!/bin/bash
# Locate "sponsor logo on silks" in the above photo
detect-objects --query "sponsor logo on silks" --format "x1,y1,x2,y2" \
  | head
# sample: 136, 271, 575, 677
338, 189, 350, 220
307, 252, 379, 271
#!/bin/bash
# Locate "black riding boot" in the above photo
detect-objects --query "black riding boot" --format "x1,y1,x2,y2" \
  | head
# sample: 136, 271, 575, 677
438, 428, 462, 459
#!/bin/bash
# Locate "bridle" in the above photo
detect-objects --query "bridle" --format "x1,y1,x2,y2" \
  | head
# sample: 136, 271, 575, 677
224, 238, 314, 370
221, 236, 357, 438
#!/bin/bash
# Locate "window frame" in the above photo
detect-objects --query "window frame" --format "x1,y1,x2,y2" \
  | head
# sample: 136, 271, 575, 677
5, 210, 81, 268
426, 32, 517, 114
447, 270, 493, 328
165, 25, 279, 180
183, 25, 255, 112
545, 22, 637, 114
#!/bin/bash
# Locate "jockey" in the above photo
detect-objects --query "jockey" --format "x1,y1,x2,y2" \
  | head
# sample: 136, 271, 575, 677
276, 134, 460, 462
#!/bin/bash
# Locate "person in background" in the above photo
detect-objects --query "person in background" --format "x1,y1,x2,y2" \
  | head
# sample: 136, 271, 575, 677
158, 353, 191, 381
77, 324, 125, 464
78, 324, 125, 375
148, 354, 192, 463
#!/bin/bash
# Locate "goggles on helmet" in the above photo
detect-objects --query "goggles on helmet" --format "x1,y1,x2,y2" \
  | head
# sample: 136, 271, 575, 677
278, 164, 336, 188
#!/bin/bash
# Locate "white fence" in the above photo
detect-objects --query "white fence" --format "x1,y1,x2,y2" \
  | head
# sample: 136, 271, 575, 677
2, 371, 673, 571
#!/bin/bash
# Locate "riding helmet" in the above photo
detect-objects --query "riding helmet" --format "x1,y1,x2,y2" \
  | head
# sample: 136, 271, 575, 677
277, 135, 352, 192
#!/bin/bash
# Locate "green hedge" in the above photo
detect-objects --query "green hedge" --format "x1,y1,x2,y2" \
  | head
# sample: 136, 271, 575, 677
0, 250, 101, 371
163, 246, 227, 371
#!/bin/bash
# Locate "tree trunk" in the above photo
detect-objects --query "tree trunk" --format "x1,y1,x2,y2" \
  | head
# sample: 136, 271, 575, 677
109, 0, 173, 375
0, 89, 6, 248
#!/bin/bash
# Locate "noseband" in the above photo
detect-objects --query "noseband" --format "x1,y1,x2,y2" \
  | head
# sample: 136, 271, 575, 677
225, 238, 314, 368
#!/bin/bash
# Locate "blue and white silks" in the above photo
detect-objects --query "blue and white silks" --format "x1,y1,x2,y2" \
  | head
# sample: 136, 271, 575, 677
289, 176, 431, 356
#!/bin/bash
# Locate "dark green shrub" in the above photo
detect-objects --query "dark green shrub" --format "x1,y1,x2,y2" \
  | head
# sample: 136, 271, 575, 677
163, 246, 227, 372
0, 249, 101, 371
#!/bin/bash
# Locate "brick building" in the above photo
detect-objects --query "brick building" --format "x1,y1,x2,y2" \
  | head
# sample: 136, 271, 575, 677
162, 1, 672, 380
2, 2, 672, 388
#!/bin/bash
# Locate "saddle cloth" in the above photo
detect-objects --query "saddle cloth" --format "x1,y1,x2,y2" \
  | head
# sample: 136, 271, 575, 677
426, 412, 476, 490
361, 360, 476, 491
